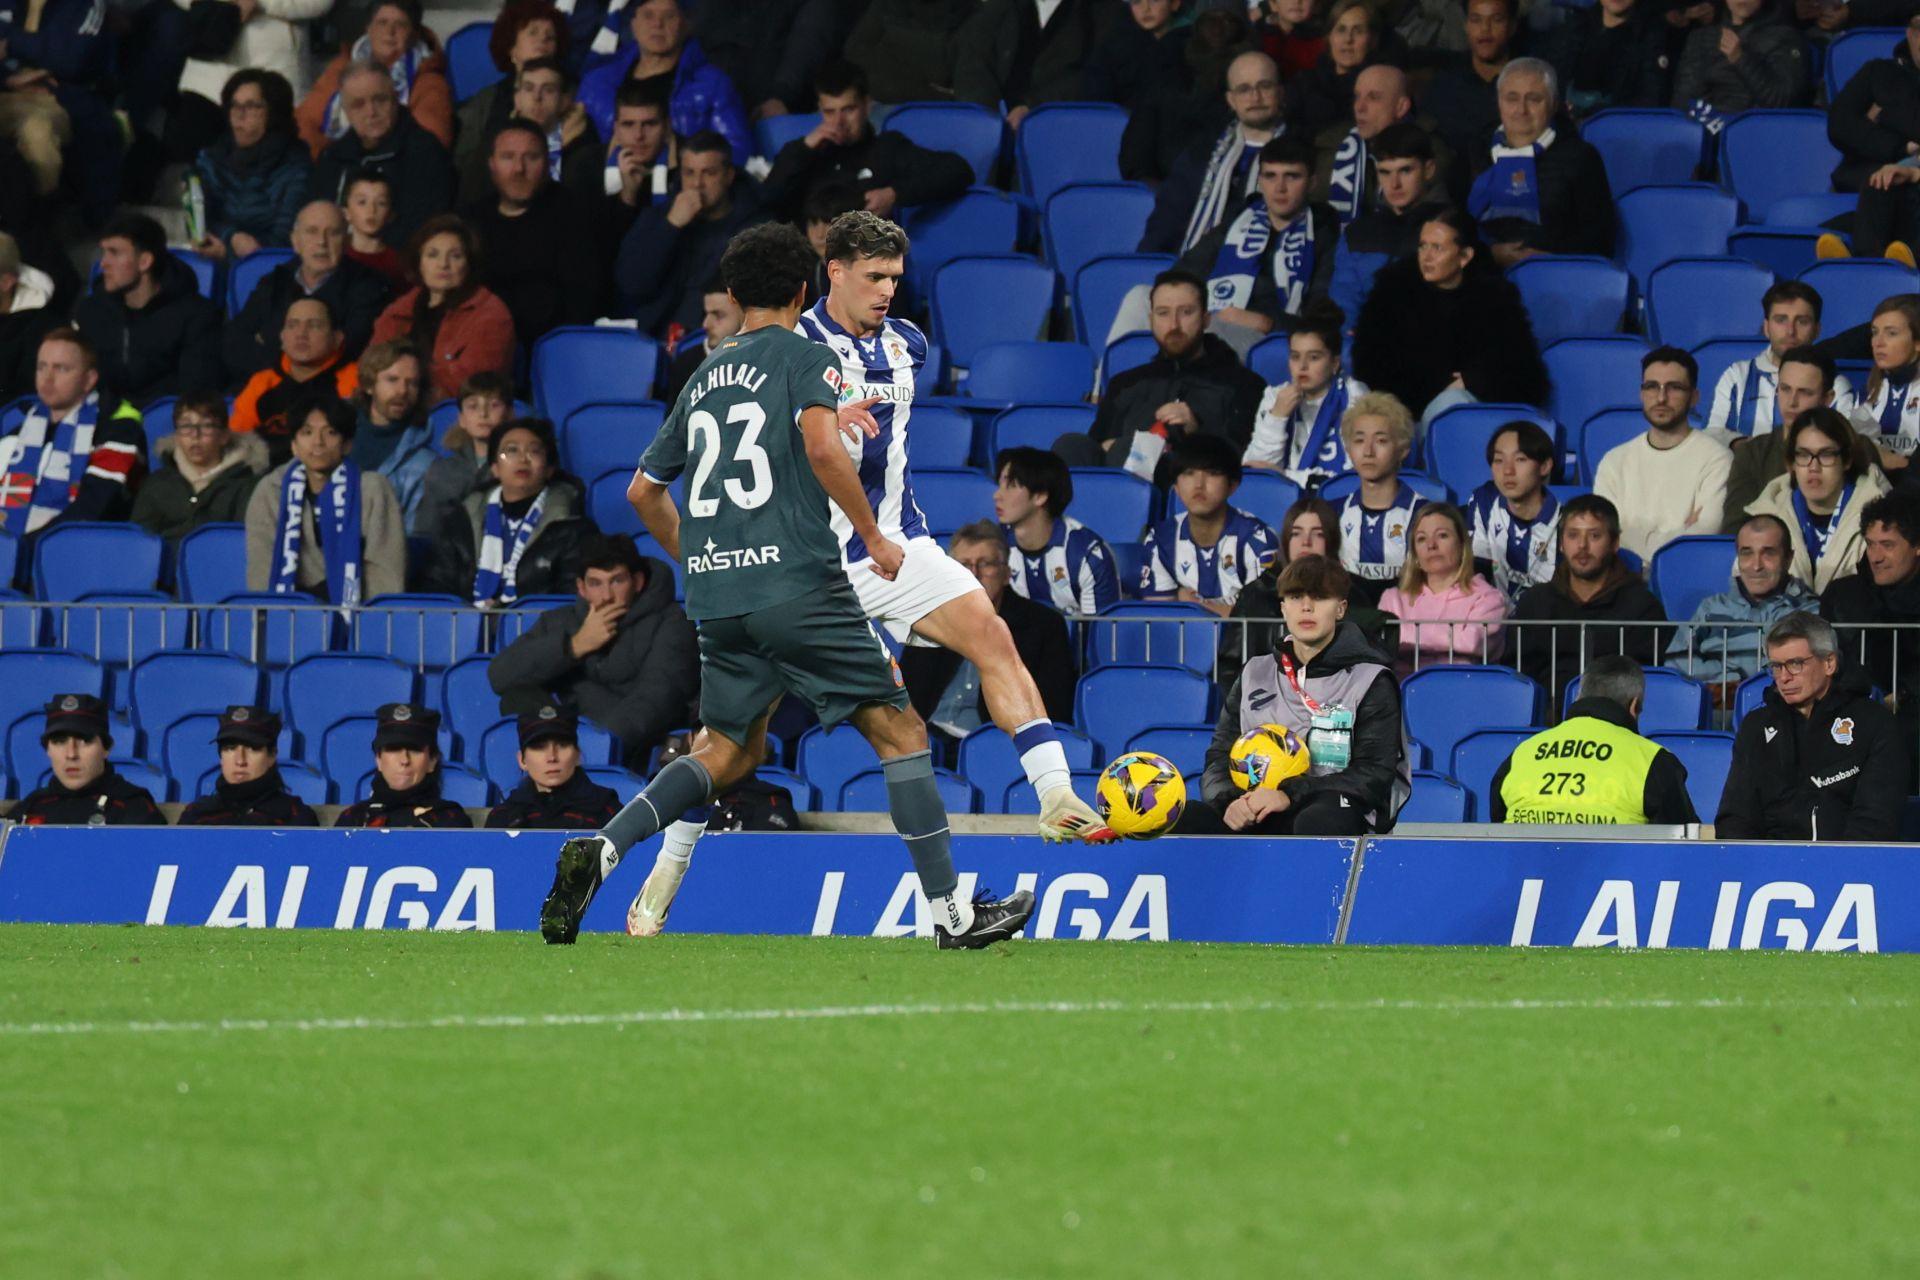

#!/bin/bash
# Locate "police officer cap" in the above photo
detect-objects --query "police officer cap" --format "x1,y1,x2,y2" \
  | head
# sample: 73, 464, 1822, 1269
41, 693, 111, 745
213, 705, 281, 749
517, 703, 580, 749
372, 702, 441, 751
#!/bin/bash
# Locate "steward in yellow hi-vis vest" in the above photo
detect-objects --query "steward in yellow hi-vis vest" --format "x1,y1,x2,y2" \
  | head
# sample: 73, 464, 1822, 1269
1488, 658, 1699, 825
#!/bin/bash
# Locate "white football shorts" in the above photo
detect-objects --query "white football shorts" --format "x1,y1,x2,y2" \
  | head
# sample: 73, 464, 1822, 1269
846, 536, 982, 647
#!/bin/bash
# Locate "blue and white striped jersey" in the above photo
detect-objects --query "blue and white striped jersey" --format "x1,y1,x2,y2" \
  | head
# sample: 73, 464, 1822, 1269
1337, 481, 1426, 584
1005, 516, 1121, 615
1465, 481, 1560, 606
1139, 507, 1277, 606
795, 300, 930, 563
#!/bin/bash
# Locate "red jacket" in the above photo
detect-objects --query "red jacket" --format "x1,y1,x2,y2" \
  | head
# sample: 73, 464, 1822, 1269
371, 286, 516, 402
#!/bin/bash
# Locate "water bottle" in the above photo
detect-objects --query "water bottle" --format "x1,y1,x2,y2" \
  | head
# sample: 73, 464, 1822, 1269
1308, 703, 1354, 775
183, 173, 207, 246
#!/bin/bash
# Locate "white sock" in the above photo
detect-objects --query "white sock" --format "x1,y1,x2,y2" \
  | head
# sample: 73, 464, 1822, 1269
593, 835, 621, 879
1015, 724, 1072, 798
659, 818, 706, 868
932, 891, 977, 935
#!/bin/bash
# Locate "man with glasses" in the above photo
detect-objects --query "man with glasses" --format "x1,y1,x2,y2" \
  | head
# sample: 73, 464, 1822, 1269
131, 394, 270, 542
308, 63, 455, 253
1592, 346, 1732, 562
1142, 51, 1288, 255
1716, 611, 1909, 841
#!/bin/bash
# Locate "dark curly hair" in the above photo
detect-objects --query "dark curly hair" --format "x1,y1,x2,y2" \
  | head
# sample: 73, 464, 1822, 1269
719, 223, 818, 310
489, 0, 569, 72
219, 68, 297, 139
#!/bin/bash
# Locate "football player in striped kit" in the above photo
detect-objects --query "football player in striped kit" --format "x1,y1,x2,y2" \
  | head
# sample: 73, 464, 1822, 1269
623, 212, 1113, 937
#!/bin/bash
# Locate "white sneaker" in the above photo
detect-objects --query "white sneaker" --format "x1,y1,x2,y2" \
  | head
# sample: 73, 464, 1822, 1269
1036, 787, 1117, 844
625, 853, 689, 937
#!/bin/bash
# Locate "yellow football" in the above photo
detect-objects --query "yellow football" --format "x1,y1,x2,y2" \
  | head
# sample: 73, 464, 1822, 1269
1094, 751, 1187, 839
1229, 724, 1311, 791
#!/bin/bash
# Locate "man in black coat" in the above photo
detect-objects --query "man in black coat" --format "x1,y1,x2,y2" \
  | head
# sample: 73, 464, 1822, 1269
9, 694, 165, 826
615, 130, 768, 338
178, 706, 320, 826
1717, 612, 1910, 841
334, 703, 474, 829
1827, 29, 1920, 192
1510, 495, 1667, 705
1059, 269, 1266, 472
224, 201, 393, 384
693, 0, 842, 116
1820, 491, 1920, 783
488, 535, 700, 770
901, 522, 1078, 741
1463, 57, 1615, 265
72, 214, 224, 403
761, 60, 974, 223
308, 65, 456, 250
951, 0, 1107, 128
485, 705, 623, 830
463, 119, 604, 346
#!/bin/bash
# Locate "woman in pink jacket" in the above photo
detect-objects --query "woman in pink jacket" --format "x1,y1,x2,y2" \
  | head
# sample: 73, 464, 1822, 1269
1377, 502, 1508, 674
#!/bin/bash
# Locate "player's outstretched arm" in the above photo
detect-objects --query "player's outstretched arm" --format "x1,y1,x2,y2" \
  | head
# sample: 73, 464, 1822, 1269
799, 405, 901, 580
628, 470, 682, 560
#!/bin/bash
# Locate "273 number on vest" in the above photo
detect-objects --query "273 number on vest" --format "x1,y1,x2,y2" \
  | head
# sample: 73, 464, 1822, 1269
1537, 771, 1588, 797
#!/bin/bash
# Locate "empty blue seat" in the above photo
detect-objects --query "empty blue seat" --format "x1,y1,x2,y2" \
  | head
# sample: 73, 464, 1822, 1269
0, 650, 103, 751
530, 327, 661, 426
1720, 110, 1841, 221
476, 717, 522, 790
1124, 724, 1212, 780
1563, 666, 1709, 731
883, 102, 1005, 184
753, 765, 816, 810
1651, 731, 1734, 820
1225, 470, 1305, 530
1766, 193, 1858, 228
560, 401, 664, 481
1089, 600, 1217, 674
1043, 182, 1155, 287
755, 112, 818, 158
1797, 259, 1920, 334
1649, 535, 1736, 622
1315, 470, 1452, 505
58, 594, 192, 687
1616, 185, 1739, 290
1645, 257, 1774, 349
954, 723, 1094, 811
1508, 254, 1631, 346
438, 656, 497, 760
1068, 468, 1156, 545
912, 467, 996, 535
583, 765, 645, 804
1104, 331, 1160, 383
1073, 253, 1172, 346
1423, 404, 1559, 497
227, 247, 294, 315
1578, 407, 1652, 483
1581, 109, 1704, 193
906, 403, 974, 467
899, 188, 1021, 301
140, 396, 178, 469
1017, 103, 1128, 205
1544, 336, 1651, 435
989, 403, 1094, 456
796, 722, 880, 809
205, 593, 335, 666
129, 651, 262, 742
1075, 664, 1211, 755
321, 715, 380, 790
840, 766, 978, 814
444, 19, 502, 101
1246, 333, 1291, 385
176, 522, 248, 603
1449, 728, 1537, 818
353, 594, 487, 669
1827, 27, 1904, 97
588, 468, 644, 535
931, 255, 1055, 368
0, 530, 15, 586
33, 523, 163, 601
282, 653, 416, 745
1403, 665, 1545, 767
964, 341, 1094, 403
1400, 771, 1473, 824
1728, 226, 1826, 280
0, 588, 43, 647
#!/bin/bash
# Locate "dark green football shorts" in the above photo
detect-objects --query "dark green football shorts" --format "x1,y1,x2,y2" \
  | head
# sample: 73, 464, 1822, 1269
695, 579, 908, 747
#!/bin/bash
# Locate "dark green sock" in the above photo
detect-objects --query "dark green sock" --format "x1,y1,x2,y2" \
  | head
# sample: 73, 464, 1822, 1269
601, 757, 714, 855
883, 750, 957, 900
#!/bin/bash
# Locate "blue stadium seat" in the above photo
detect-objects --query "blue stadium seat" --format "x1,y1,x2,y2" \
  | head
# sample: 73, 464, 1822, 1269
1720, 111, 1842, 221
560, 401, 664, 482
282, 653, 415, 747
1102, 331, 1158, 384
476, 717, 521, 791
1797, 259, 1920, 334
0, 530, 14, 586
1423, 403, 1559, 498
1225, 471, 1304, 529
1449, 728, 1536, 818
1042, 182, 1155, 287
1245, 333, 1291, 385
1731, 670, 1772, 726
907, 403, 975, 468
1109, 540, 1145, 598
33, 522, 162, 600
1826, 27, 1904, 97
912, 467, 996, 535
1075, 664, 1211, 755
1544, 336, 1651, 436
1580, 109, 1704, 193
1727, 226, 1825, 279
1578, 407, 1651, 483
576, 717, 621, 767
1508, 255, 1631, 346
1003, 767, 1105, 815
963, 341, 1094, 402
1400, 771, 1472, 823
320, 715, 379, 791
530, 327, 661, 426
438, 656, 497, 761
353, 594, 486, 669
840, 766, 978, 814
193, 759, 330, 807
1124, 724, 1211, 780
631, 532, 685, 599
584, 765, 644, 805
588, 468, 644, 535
129, 651, 262, 745
1403, 665, 1545, 767
1691, 338, 1762, 419
796, 722, 880, 810
1645, 257, 1774, 349
989, 403, 1094, 456
227, 248, 294, 315
954, 723, 1094, 811
1765, 193, 1858, 228
1073, 253, 1172, 346
1068, 468, 1156, 545
204, 593, 335, 666
1615, 185, 1740, 291
0, 650, 103, 753
755, 112, 818, 158
1089, 600, 1217, 674
883, 102, 1005, 185
1651, 730, 1734, 820
60, 594, 193, 709
1315, 470, 1452, 505
495, 594, 574, 647
1649, 535, 1736, 622
899, 188, 1021, 301
0, 587, 43, 647
931, 255, 1055, 368
140, 396, 177, 467
444, 20, 502, 102
1563, 666, 1709, 731
1017, 103, 1128, 205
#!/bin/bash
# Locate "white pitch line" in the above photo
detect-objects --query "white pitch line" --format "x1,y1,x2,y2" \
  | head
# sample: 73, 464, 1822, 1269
0, 995, 1906, 1038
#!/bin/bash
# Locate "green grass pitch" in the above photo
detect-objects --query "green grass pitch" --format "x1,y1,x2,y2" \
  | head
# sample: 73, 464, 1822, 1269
2, 926, 1916, 1279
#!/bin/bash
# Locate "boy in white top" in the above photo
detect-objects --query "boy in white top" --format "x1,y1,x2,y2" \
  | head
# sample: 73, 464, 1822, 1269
1593, 346, 1732, 563
1705, 281, 1854, 440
